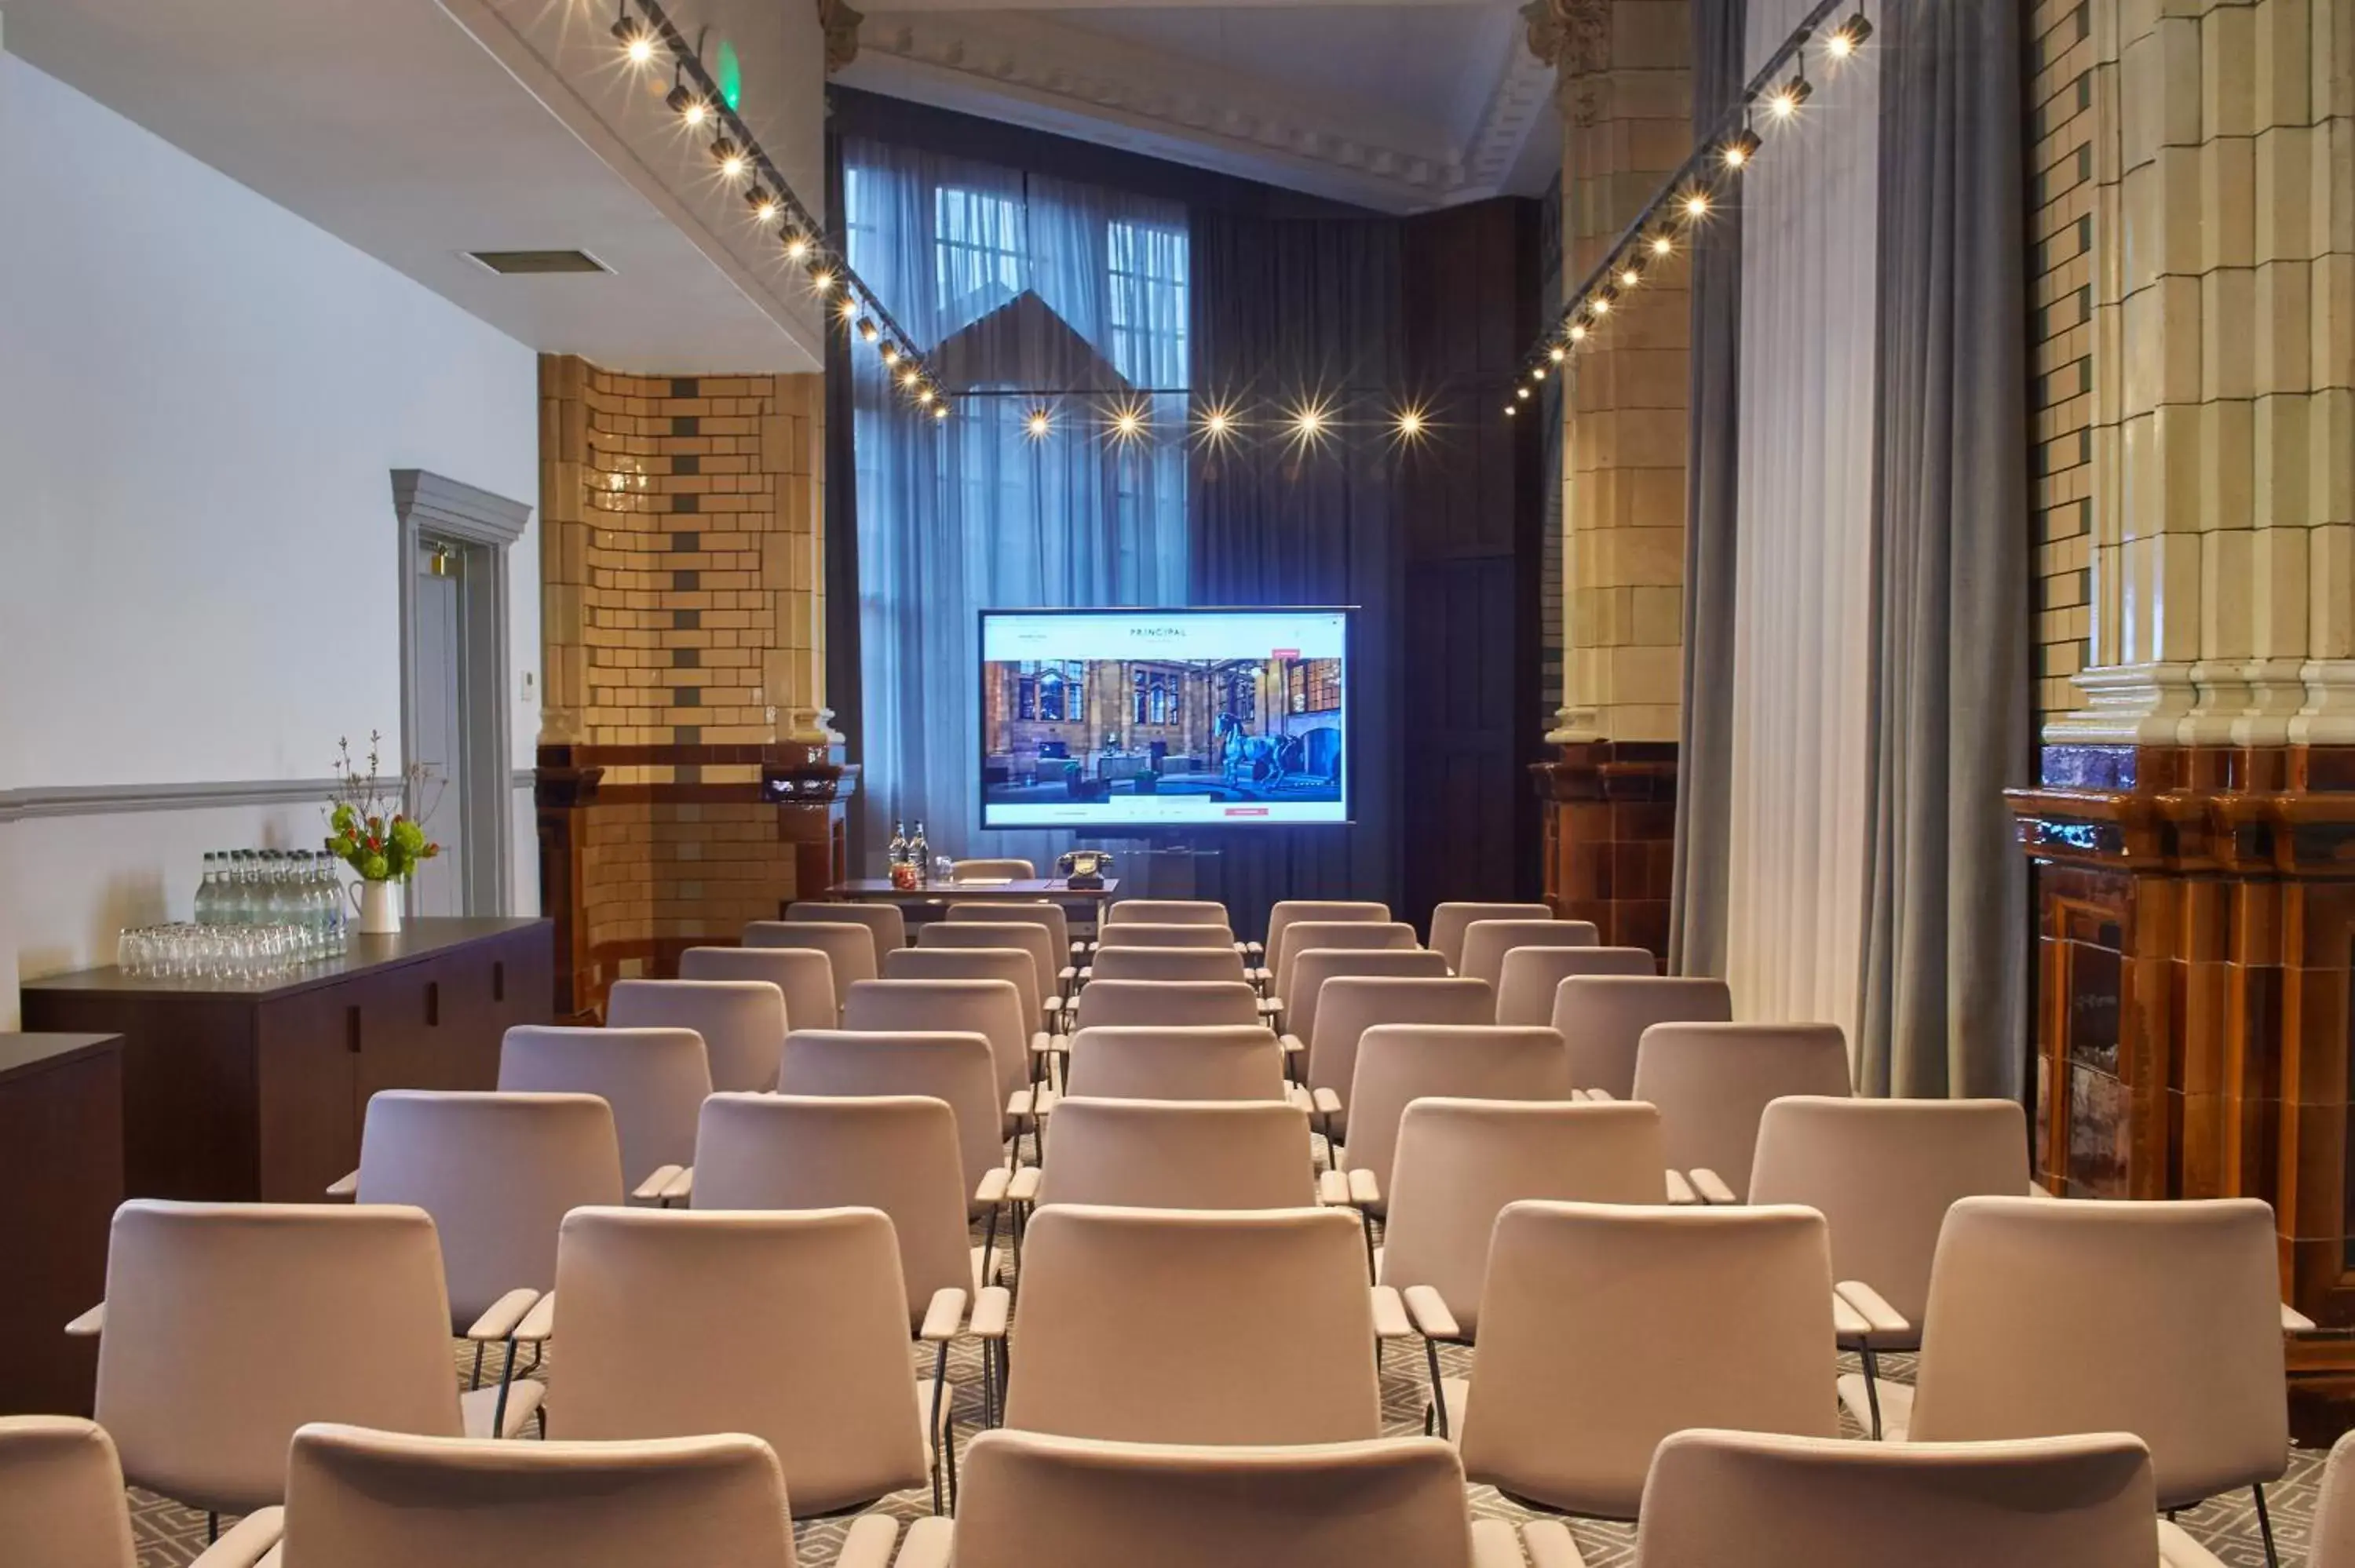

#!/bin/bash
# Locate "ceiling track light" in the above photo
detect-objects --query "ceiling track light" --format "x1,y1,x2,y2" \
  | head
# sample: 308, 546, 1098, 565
1393, 406, 1426, 439
856, 318, 878, 343
782, 232, 811, 262
932, 403, 950, 421
1682, 190, 1712, 221
879, 342, 902, 366
1827, 8, 1871, 57
666, 80, 712, 126
1548, 344, 1568, 363
1769, 70, 1813, 119
1723, 126, 1762, 168
612, 5, 657, 64
1618, 261, 1643, 288
1027, 408, 1053, 439
1650, 232, 1674, 257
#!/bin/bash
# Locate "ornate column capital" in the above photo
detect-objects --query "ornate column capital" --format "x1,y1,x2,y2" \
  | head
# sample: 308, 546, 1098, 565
1521, 0, 1612, 125
816, 0, 864, 75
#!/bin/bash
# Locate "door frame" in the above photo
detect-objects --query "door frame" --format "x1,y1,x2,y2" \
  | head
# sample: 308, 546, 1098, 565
391, 470, 531, 916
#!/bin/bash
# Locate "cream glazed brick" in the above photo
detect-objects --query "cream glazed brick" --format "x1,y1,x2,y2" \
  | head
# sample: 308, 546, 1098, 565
2255, 393, 2317, 530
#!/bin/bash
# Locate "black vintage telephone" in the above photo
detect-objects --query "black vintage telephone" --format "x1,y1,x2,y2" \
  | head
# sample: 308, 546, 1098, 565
1057, 848, 1112, 889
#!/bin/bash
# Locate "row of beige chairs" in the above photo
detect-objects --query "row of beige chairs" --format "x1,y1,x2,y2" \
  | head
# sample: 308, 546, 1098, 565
31, 1409, 2334, 1568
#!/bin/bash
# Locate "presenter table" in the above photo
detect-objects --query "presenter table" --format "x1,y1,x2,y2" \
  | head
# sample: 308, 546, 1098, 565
819, 877, 1119, 934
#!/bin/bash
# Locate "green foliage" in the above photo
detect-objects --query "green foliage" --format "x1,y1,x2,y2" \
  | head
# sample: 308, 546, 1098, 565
323, 732, 442, 883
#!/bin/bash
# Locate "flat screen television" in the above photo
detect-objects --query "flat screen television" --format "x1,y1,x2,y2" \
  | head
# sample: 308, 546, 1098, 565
978, 607, 1353, 830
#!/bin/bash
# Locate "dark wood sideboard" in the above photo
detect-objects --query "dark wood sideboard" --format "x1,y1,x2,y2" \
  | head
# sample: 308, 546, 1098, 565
0, 1034, 123, 1415
20, 918, 553, 1205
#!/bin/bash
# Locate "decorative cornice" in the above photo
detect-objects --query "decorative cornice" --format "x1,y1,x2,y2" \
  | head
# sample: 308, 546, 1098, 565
389, 469, 532, 548
1520, 0, 1611, 126
817, 0, 864, 75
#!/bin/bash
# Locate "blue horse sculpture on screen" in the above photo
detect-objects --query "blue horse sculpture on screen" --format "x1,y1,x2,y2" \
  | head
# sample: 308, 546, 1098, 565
1217, 712, 1303, 789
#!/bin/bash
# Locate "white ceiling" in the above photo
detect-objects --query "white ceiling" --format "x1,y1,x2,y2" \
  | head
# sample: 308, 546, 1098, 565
1, 0, 830, 373
838, 0, 1562, 213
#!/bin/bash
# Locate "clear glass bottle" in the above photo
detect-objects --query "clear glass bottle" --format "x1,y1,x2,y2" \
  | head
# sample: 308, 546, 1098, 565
195, 852, 219, 925
226, 851, 253, 925
909, 820, 929, 884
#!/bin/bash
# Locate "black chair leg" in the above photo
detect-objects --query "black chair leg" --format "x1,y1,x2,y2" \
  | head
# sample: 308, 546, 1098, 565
469, 1340, 485, 1391
1858, 1345, 1884, 1441
2254, 1482, 2279, 1568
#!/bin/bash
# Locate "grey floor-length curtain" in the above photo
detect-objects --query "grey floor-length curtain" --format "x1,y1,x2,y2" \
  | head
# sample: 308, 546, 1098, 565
1857, 0, 2031, 1096
1667, 0, 1747, 977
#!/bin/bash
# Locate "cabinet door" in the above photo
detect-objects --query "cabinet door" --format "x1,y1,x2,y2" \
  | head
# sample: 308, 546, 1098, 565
254, 985, 363, 1202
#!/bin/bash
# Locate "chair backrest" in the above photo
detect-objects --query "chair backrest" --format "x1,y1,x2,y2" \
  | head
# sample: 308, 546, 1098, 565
354, 1090, 623, 1326
948, 899, 1072, 957
1039, 1099, 1318, 1210
843, 978, 1028, 1110
1305, 978, 1496, 1127
1457, 918, 1598, 994
916, 921, 1057, 1014
1630, 1023, 1852, 1201
787, 899, 907, 954
1086, 945, 1251, 986
1077, 979, 1259, 1030
1286, 947, 1452, 1048
0, 1417, 135, 1568
1272, 922, 1418, 1012
1426, 903, 1556, 972
1908, 1196, 2289, 1508
2315, 1429, 2355, 1568
1006, 1205, 1382, 1445
1063, 1025, 1287, 1103
742, 921, 878, 1008
1265, 899, 1391, 979
1096, 922, 1236, 950
1747, 1096, 2028, 1333
679, 946, 838, 1034
1105, 899, 1232, 928
605, 979, 786, 1094
499, 1026, 710, 1186
776, 1030, 1005, 1202
954, 858, 1036, 881
1550, 975, 1734, 1099
951, 1430, 1477, 1568
692, 1092, 971, 1329
1634, 1428, 2160, 1568
1460, 1202, 1839, 1518
1340, 1026, 1572, 1202
550, 1206, 929, 1515
887, 945, 1045, 1034
94, 1202, 462, 1515
1379, 1099, 1666, 1336
279, 1424, 797, 1568
1495, 946, 1657, 1026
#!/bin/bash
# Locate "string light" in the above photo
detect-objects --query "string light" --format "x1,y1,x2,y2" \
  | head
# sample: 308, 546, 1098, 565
916, 386, 937, 407
810, 268, 838, 294
1722, 127, 1762, 168
1650, 233, 1674, 257
1196, 403, 1239, 447
1026, 407, 1053, 439
1504, 403, 1519, 417
879, 342, 902, 366
1618, 263, 1642, 289
782, 232, 811, 263
856, 318, 879, 344
666, 80, 712, 127
612, 6, 657, 64
1108, 402, 1148, 443
1826, 9, 1871, 57
1549, 344, 1568, 363
1683, 191, 1711, 221
1590, 292, 1613, 317
1515, 385, 1532, 401
746, 187, 780, 225
1393, 405, 1428, 440
1569, 323, 1589, 343
933, 403, 951, 421
1768, 71, 1813, 118
900, 366, 923, 391
837, 294, 861, 325
1531, 364, 1548, 382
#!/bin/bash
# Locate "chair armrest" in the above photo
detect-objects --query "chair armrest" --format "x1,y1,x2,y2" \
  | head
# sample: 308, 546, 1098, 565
919, 1287, 969, 1344
1028, 1032, 1055, 1057
1573, 1085, 1616, 1103
1402, 1284, 1462, 1341
659, 1166, 693, 1204
893, 1515, 955, 1568
1070, 939, 1090, 956
324, 1169, 359, 1198
188, 1507, 284, 1568
1370, 1284, 1414, 1340
1831, 1293, 1872, 1339
835, 1514, 900, 1568
64, 1303, 104, 1337
1688, 1168, 1738, 1205
1835, 1280, 1911, 1339
1519, 1519, 1585, 1568
1287, 1084, 1316, 1113
512, 1291, 556, 1344
1007, 1165, 1042, 1203
1280, 1033, 1306, 1055
1244, 941, 1264, 957
1260, 995, 1283, 1016
1076, 965, 1093, 984
1057, 965, 1079, 985
975, 1167, 1012, 1205
1312, 1085, 1343, 1116
1317, 1169, 1351, 1205
1008, 1087, 1057, 1118
632, 1163, 685, 1202
1232, 940, 1250, 954
2286, 1302, 2320, 1333
970, 1284, 1013, 1340
1468, 1519, 1526, 1568
465, 1288, 545, 1344
1665, 1169, 1699, 1205
1348, 1168, 1379, 1207
1042, 995, 1063, 1013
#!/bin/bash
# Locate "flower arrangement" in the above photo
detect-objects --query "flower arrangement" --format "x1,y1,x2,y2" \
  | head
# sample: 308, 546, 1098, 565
324, 732, 442, 883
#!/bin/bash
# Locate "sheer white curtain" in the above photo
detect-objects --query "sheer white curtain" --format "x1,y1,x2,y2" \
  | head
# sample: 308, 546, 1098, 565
845, 141, 1189, 869
1723, 1, 1879, 1036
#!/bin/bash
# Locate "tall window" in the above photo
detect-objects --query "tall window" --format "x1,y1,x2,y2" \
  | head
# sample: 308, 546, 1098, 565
934, 186, 1024, 319
1105, 218, 1188, 385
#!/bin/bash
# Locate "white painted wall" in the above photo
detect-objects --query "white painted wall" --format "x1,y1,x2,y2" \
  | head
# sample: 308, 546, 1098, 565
0, 50, 543, 1025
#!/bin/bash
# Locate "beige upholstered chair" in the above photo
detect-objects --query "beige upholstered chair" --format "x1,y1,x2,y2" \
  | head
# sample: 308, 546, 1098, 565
743, 919, 878, 1009
1096, 921, 1238, 950
1271, 922, 1418, 1015
1457, 918, 1597, 994
1332, 1025, 1572, 1216
923, 1430, 1502, 1568
888, 945, 1051, 1041
276, 1424, 827, 1568
86, 1202, 542, 1519
1085, 945, 1251, 986
1380, 1099, 1669, 1340
1076, 979, 1261, 1030
1903, 1197, 2294, 1540
787, 898, 908, 955
1037, 1099, 1320, 1210
1633, 1429, 2163, 1568
778, 1030, 1010, 1208
606, 979, 786, 1094
2313, 1430, 2355, 1568
1630, 1022, 1853, 1202
1453, 1202, 1841, 1520
550, 1205, 958, 1515
1063, 1026, 1290, 1103
1105, 899, 1232, 927
1004, 1205, 1385, 1446
918, 921, 1064, 1018
949, 900, 1078, 969
349, 1092, 623, 1351
500, 1026, 709, 1206
1263, 899, 1391, 982
1281, 947, 1452, 1052
1427, 902, 1554, 973
1550, 975, 1733, 1099
953, 858, 1036, 881
0, 1417, 150, 1568
679, 944, 838, 1032
1494, 945, 1657, 1026
845, 979, 1033, 1132
1305, 976, 1495, 1143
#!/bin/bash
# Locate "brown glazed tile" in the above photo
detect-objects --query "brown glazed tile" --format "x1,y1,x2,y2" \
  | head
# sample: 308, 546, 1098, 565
2220, 1092, 2284, 1198
2177, 960, 2230, 1093
2231, 964, 2286, 1104
2281, 1100, 2353, 1242
2233, 881, 2285, 968
2287, 966, 2354, 1107
2171, 1089, 2226, 1198
2178, 879, 2230, 965
2298, 746, 2355, 793
2294, 884, 2355, 969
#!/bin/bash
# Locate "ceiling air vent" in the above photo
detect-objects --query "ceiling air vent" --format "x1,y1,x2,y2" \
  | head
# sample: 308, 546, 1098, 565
465, 250, 611, 276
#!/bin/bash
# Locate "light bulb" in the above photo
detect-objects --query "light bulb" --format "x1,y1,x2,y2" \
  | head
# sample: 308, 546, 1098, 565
1201, 407, 1236, 440
720, 154, 747, 181
1683, 192, 1711, 220
856, 318, 878, 343
1569, 323, 1588, 342
783, 233, 811, 262
933, 403, 950, 421
917, 386, 937, 407
1549, 344, 1568, 363
900, 367, 922, 389
1504, 404, 1519, 418
684, 99, 709, 127
1394, 407, 1426, 439
879, 342, 901, 366
1027, 409, 1052, 439
837, 294, 860, 323
1113, 408, 1144, 439
1723, 128, 1762, 167
811, 269, 837, 294
1651, 233, 1674, 256
1515, 385, 1532, 401
1619, 265, 1641, 287
1590, 294, 1612, 316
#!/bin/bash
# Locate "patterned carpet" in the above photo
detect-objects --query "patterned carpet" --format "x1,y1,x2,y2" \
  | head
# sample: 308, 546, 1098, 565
126, 1245, 2325, 1567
